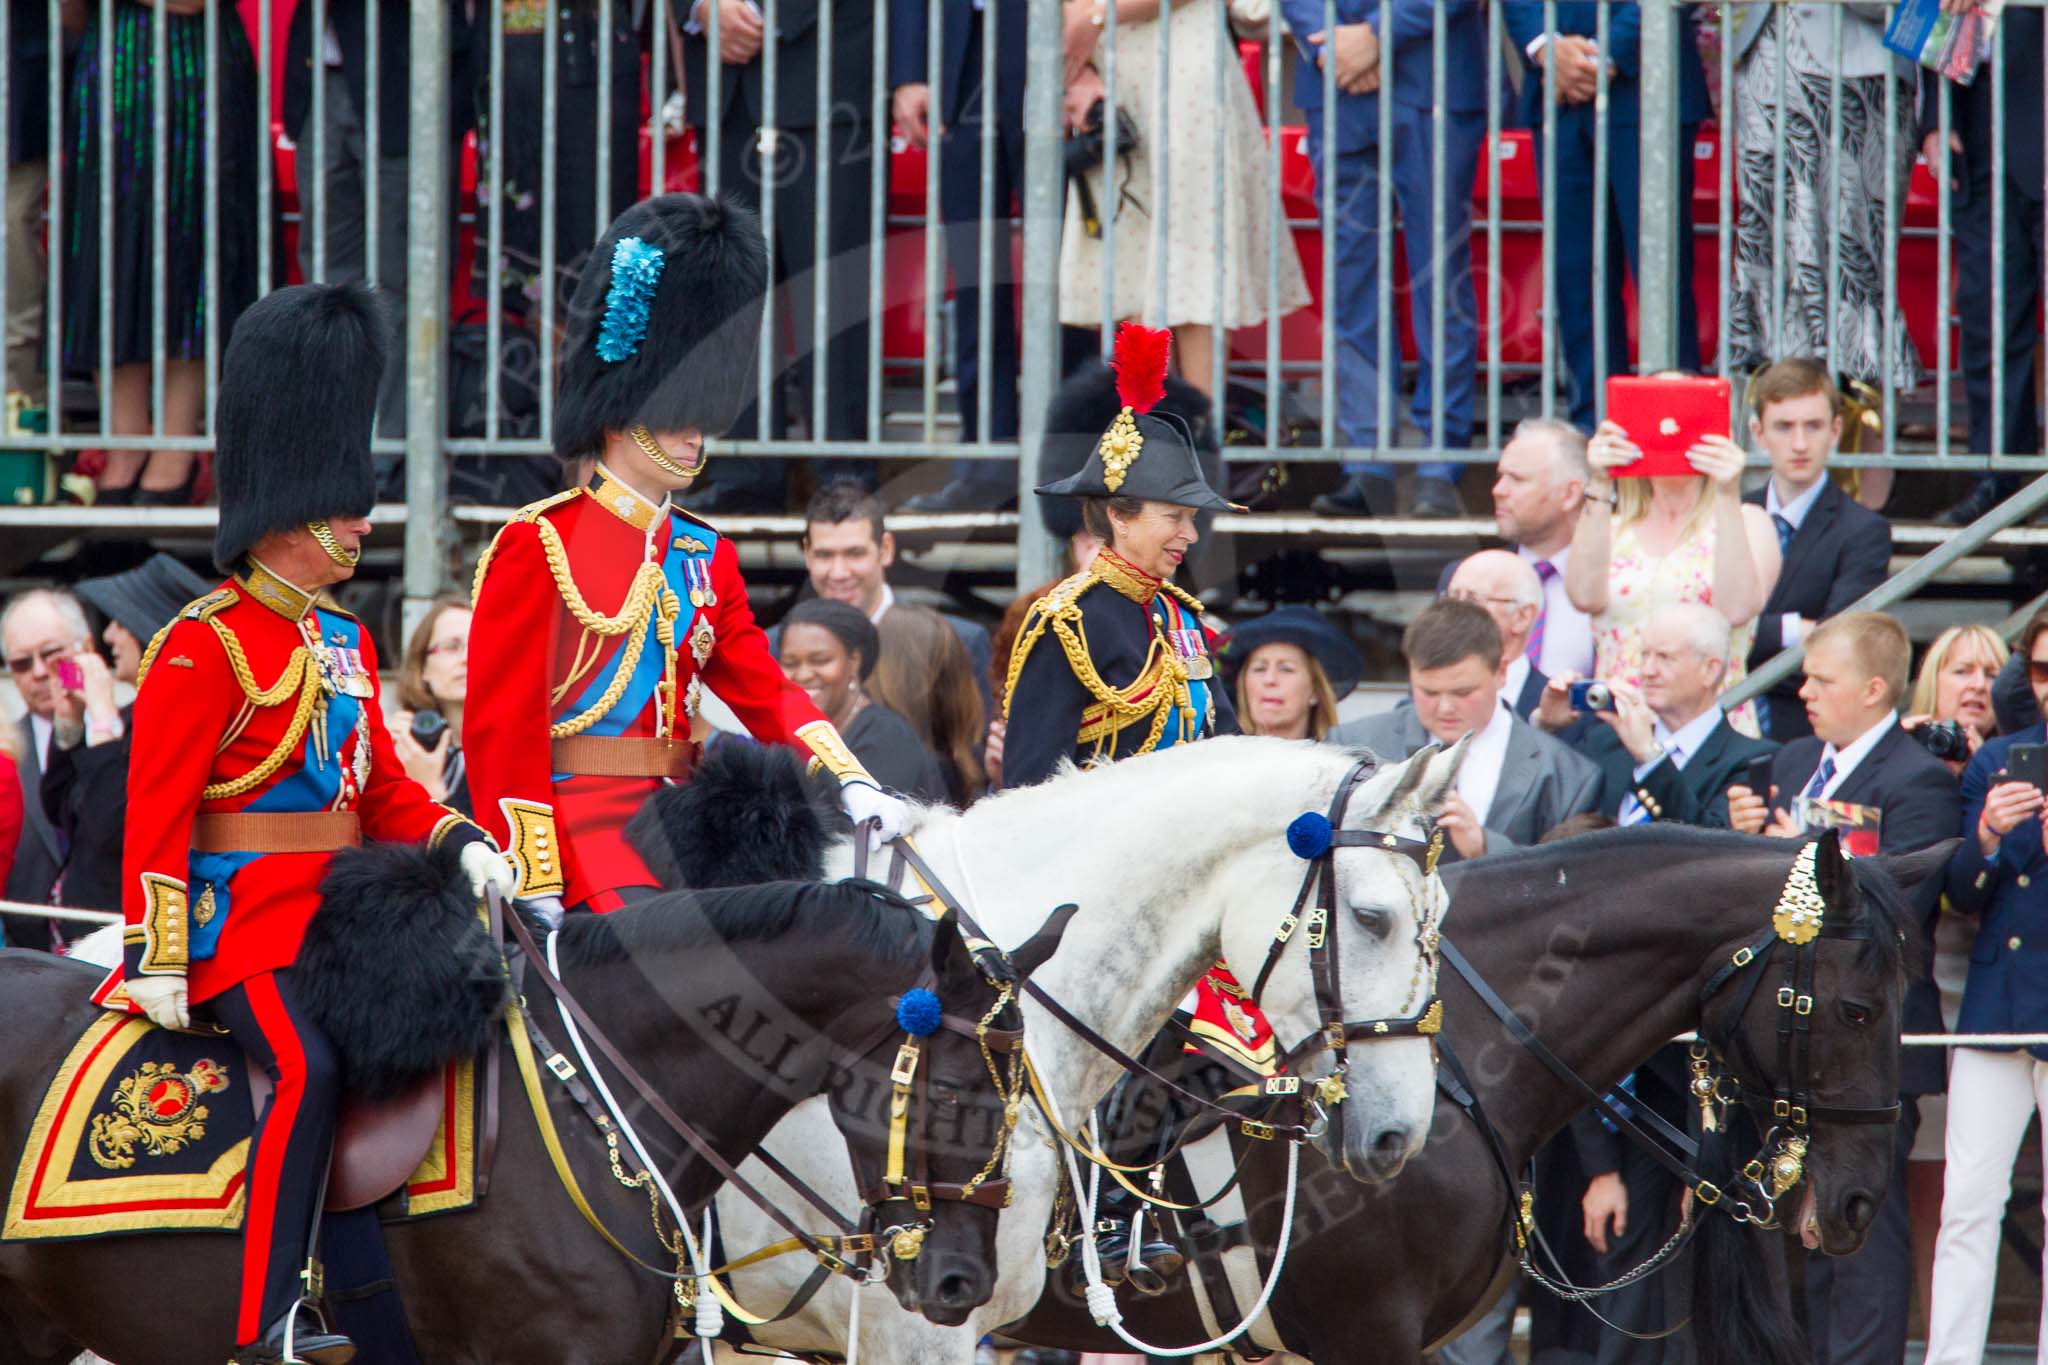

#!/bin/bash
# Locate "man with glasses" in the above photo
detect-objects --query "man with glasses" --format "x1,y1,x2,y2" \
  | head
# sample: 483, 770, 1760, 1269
1, 587, 92, 916
1445, 549, 1547, 719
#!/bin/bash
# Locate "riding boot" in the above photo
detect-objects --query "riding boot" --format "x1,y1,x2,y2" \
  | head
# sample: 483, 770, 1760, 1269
240, 1308, 356, 1365
319, 1206, 422, 1365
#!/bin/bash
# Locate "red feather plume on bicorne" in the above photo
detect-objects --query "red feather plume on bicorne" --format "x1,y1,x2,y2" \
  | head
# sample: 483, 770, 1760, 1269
1109, 322, 1172, 415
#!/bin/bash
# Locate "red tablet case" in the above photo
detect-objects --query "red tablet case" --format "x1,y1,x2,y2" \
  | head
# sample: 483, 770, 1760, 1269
1604, 376, 1734, 478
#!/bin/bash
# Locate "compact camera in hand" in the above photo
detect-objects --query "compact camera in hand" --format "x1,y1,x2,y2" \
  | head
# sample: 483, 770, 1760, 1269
1912, 719, 1972, 763
1567, 680, 1615, 713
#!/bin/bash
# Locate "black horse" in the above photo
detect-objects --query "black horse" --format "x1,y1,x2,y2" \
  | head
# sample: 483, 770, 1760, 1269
1005, 828, 1949, 1365
0, 878, 1068, 1364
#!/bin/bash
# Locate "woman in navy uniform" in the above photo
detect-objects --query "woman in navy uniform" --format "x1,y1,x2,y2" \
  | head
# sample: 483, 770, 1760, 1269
1000, 325, 1241, 1293
1002, 324, 1241, 789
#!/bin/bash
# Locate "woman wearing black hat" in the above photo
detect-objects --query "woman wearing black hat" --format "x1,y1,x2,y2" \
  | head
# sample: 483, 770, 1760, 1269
41, 552, 211, 921
1220, 605, 1365, 742
1001, 325, 1243, 791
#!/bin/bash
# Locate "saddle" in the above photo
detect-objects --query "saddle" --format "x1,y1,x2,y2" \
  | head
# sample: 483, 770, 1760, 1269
3, 1008, 500, 1243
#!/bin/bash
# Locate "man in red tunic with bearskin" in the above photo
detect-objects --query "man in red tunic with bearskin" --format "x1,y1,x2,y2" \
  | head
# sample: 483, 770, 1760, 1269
466, 194, 910, 917
101, 283, 517, 1364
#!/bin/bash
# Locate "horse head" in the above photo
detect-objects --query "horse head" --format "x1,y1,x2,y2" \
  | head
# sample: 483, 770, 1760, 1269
1219, 739, 1466, 1185
826, 903, 1074, 1326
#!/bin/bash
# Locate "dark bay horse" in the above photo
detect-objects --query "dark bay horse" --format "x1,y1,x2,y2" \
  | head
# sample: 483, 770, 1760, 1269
1004, 828, 1950, 1365
0, 878, 1068, 1365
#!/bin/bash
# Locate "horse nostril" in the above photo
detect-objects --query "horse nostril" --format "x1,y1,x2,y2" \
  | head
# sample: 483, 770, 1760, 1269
937, 1270, 980, 1306
1844, 1191, 1877, 1232
1368, 1126, 1411, 1177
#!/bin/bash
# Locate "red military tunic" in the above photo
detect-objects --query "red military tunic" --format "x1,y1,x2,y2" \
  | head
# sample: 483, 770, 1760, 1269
465, 466, 861, 908
100, 563, 480, 1006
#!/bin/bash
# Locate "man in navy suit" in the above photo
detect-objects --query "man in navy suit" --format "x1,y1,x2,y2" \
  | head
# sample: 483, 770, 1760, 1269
1929, 608, 2048, 1358
1500, 1, 1708, 433
1741, 360, 1894, 742
1580, 604, 1777, 828
1288, 0, 1489, 519
890, 0, 1025, 512
1730, 610, 1960, 1365
1927, 6, 2046, 526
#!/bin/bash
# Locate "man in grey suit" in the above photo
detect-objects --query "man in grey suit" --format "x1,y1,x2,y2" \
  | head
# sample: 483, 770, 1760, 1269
1333, 598, 1600, 858
2, 587, 93, 937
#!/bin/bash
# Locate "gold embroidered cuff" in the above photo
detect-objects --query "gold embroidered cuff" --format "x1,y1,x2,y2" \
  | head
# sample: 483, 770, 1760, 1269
797, 720, 873, 785
135, 873, 190, 975
428, 810, 480, 850
498, 798, 565, 898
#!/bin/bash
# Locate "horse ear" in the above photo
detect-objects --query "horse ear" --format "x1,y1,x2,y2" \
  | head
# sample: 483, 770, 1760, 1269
1401, 734, 1470, 817
1010, 903, 1080, 979
1811, 829, 1849, 904
928, 912, 968, 982
1877, 838, 1962, 894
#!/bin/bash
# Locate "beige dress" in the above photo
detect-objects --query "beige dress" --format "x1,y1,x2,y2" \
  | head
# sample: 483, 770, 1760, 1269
1594, 520, 1761, 738
1058, 0, 1311, 330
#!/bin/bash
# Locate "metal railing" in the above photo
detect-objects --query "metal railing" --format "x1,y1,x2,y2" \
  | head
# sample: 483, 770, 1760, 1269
1, 1, 2044, 625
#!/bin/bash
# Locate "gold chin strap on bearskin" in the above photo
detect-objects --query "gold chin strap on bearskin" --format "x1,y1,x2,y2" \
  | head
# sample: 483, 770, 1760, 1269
629, 425, 708, 481
305, 521, 361, 568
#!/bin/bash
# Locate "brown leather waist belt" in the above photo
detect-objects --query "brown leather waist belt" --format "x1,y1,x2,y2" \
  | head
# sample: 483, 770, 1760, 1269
191, 811, 363, 854
550, 735, 696, 779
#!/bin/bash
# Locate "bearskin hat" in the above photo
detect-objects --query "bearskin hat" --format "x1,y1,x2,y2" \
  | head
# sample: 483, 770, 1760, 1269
553, 193, 771, 462
1037, 330, 1233, 525
212, 283, 386, 573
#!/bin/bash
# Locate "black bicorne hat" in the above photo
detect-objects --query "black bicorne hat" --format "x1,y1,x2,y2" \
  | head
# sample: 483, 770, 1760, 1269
1036, 323, 1243, 514
213, 283, 386, 573
553, 193, 771, 463
77, 553, 213, 645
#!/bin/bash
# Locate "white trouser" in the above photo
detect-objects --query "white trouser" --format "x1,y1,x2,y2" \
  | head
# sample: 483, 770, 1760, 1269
1924, 1047, 2048, 1363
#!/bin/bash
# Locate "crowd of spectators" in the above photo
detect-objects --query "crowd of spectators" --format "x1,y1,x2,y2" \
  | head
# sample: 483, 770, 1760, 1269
3, 2, 2038, 522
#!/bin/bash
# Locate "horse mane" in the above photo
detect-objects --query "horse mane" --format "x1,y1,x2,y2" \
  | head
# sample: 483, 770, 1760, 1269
547, 879, 931, 975
1480, 824, 1914, 980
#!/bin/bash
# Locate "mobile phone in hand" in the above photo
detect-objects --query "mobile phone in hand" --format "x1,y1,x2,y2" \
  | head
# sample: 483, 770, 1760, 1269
1740, 754, 1774, 799
53, 657, 83, 691
2006, 743, 2047, 791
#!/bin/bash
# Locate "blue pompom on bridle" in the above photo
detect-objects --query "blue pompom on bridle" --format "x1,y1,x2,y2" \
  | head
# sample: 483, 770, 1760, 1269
595, 236, 666, 362
896, 987, 944, 1038
1287, 811, 1333, 860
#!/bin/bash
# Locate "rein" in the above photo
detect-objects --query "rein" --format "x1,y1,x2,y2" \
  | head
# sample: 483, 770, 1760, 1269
1438, 840, 1900, 1324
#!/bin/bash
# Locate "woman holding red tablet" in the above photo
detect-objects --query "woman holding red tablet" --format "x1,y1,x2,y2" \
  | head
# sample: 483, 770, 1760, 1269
1563, 389, 1781, 737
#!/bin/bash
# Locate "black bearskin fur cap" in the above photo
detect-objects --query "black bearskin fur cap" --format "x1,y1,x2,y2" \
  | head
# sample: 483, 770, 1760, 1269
299, 839, 509, 1099
626, 742, 830, 889
212, 283, 385, 573
1037, 361, 1220, 539
553, 193, 771, 462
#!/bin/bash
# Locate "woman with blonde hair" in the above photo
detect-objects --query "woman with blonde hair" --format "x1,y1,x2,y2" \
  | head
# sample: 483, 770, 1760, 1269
871, 604, 989, 808
1905, 624, 2007, 768
1566, 414, 1781, 734
390, 592, 474, 812
1218, 605, 1362, 742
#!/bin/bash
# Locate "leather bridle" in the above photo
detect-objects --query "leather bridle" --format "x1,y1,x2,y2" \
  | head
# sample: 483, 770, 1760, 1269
1246, 758, 1446, 1149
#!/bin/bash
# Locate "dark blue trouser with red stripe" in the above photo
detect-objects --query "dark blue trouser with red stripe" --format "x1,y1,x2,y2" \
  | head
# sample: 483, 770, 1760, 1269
207, 969, 341, 1345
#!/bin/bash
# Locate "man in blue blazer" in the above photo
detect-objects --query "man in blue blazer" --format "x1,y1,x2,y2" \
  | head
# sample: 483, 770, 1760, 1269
1499, 1, 1708, 433
1289, 0, 1490, 519
890, 0, 1026, 512
1931, 608, 2048, 1357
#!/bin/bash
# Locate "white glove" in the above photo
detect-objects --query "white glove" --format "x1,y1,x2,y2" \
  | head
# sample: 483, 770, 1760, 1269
840, 779, 911, 849
126, 975, 190, 1031
525, 895, 567, 931
460, 842, 518, 905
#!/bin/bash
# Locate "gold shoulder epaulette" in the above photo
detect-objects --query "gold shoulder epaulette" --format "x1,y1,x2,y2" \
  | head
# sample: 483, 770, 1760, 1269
181, 587, 237, 622
472, 490, 581, 603
515, 487, 582, 524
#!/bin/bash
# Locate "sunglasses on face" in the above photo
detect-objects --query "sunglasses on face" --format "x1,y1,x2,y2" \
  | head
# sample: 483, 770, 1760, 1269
5, 644, 69, 675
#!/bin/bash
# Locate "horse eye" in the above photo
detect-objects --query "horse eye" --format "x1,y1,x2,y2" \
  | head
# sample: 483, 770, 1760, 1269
1840, 1001, 1873, 1027
1352, 905, 1392, 940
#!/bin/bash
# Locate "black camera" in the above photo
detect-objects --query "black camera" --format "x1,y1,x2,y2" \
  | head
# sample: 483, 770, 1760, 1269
409, 708, 447, 749
1913, 719, 1972, 762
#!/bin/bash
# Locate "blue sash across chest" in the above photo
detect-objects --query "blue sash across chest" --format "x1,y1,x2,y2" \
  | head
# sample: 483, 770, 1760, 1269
1152, 594, 1214, 752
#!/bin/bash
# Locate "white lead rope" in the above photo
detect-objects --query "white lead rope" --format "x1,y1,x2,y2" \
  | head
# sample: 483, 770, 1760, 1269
545, 928, 723, 1337
1029, 1040, 1300, 1358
